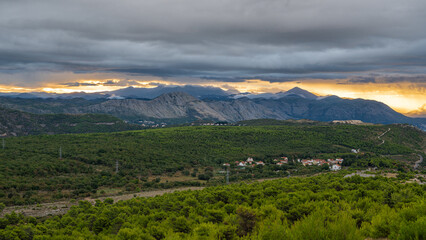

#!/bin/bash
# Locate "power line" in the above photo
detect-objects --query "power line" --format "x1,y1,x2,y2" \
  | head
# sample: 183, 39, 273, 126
226, 166, 229, 185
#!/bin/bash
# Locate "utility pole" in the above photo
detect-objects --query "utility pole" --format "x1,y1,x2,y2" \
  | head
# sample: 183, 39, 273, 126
226, 166, 230, 185
59, 146, 62, 159
115, 160, 119, 174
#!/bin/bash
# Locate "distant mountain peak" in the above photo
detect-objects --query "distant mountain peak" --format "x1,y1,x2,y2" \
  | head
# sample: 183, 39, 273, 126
235, 87, 319, 100
111, 85, 229, 99
321, 95, 341, 100
287, 86, 304, 91
284, 87, 318, 99
154, 91, 198, 104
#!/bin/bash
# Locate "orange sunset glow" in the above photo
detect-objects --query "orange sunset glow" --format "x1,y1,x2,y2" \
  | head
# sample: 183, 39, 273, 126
1, 78, 424, 116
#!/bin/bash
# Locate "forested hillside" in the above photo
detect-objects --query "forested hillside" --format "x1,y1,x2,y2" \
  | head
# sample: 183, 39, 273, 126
0, 124, 424, 205
0, 107, 142, 136
1, 174, 425, 239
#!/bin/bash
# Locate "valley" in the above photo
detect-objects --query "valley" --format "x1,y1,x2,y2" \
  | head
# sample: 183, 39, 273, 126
0, 122, 424, 206
0, 119, 424, 239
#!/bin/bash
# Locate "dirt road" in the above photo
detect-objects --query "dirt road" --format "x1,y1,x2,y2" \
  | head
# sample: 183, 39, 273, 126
1, 174, 330, 218
414, 154, 424, 170
1, 186, 204, 218
378, 128, 391, 145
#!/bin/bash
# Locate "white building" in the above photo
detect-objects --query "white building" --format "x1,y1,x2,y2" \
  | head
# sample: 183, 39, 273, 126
331, 164, 341, 171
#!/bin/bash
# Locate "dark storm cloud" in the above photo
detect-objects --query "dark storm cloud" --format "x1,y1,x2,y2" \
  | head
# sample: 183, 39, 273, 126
62, 82, 81, 87
62, 79, 149, 88
348, 77, 377, 84
379, 75, 426, 83
103, 80, 119, 86
62, 82, 98, 87
1, 0, 426, 84
344, 75, 426, 84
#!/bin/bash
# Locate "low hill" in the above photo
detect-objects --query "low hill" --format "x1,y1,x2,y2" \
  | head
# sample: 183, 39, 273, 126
0, 107, 142, 136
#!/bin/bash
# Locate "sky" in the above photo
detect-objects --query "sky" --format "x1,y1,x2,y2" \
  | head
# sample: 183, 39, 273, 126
0, 0, 425, 115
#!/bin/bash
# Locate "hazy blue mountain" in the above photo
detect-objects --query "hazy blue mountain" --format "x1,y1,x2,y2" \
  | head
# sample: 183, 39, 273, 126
0, 86, 319, 100
283, 87, 318, 99
0, 85, 231, 100
233, 87, 318, 100
0, 91, 107, 100
256, 95, 424, 127
109, 85, 231, 99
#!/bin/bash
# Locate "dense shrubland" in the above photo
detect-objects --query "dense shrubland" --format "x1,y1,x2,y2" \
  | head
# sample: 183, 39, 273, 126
0, 174, 425, 239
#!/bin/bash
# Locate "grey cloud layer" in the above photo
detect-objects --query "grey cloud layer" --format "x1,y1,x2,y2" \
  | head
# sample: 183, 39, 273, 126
1, 0, 426, 83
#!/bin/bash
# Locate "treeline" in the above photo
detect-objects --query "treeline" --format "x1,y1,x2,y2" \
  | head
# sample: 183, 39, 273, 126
0, 174, 425, 239
0, 124, 423, 205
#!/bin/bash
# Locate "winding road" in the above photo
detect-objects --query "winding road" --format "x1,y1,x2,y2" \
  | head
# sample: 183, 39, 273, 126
414, 154, 423, 170
377, 127, 424, 170
378, 128, 391, 145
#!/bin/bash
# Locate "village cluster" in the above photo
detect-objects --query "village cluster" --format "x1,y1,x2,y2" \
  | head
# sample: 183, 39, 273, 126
297, 158, 343, 171
190, 122, 230, 126
224, 156, 344, 171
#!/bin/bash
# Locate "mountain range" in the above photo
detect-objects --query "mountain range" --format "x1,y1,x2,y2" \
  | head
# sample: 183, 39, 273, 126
0, 85, 325, 100
0, 87, 424, 130
0, 85, 231, 100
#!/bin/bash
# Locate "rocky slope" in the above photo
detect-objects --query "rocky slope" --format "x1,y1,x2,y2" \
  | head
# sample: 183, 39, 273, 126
0, 91, 424, 129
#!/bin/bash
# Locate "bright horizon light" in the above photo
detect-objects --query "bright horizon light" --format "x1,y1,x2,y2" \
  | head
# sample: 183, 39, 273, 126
0, 78, 424, 116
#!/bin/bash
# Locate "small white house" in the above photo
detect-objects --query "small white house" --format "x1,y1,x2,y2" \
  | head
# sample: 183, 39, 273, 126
331, 164, 341, 171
